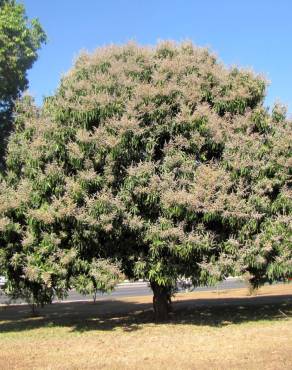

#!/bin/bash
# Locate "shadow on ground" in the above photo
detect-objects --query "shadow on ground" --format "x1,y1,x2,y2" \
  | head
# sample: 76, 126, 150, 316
0, 294, 291, 334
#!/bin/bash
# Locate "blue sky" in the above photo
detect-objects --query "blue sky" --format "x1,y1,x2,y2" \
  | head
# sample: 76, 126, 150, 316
23, 0, 292, 114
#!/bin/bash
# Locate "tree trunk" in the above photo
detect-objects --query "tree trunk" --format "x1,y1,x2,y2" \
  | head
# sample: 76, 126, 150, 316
150, 281, 172, 321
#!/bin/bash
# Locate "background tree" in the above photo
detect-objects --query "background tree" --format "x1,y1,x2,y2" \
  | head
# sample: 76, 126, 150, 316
1, 42, 291, 319
0, 0, 46, 168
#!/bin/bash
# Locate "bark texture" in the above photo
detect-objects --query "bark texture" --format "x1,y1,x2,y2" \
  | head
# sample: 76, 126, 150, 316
150, 281, 172, 321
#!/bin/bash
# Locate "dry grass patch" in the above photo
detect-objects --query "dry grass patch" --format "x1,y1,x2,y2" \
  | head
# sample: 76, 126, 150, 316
0, 284, 291, 370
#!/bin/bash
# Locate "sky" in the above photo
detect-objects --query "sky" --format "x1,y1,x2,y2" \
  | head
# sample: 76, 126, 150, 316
23, 0, 292, 114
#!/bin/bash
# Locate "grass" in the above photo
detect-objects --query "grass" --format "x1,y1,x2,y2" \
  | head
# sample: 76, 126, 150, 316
0, 284, 291, 369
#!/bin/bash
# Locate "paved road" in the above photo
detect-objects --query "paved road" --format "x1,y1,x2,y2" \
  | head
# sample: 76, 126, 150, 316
0, 278, 247, 305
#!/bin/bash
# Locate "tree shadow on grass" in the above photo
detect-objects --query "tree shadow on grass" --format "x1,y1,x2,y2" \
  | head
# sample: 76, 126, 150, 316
0, 294, 291, 334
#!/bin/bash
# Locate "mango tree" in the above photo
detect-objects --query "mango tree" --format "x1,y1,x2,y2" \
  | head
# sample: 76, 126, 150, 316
1, 42, 291, 319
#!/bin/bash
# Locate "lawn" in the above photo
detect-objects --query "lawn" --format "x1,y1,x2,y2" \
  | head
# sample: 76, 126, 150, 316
0, 284, 291, 370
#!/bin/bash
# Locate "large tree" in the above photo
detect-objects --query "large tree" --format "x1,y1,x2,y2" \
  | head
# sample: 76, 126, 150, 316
0, 0, 46, 167
0, 42, 291, 319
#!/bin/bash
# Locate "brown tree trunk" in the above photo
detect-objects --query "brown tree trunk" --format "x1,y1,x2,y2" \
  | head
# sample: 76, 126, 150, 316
150, 281, 172, 321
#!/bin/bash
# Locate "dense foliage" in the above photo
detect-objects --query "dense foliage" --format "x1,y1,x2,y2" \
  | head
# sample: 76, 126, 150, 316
0, 0, 46, 167
0, 42, 291, 318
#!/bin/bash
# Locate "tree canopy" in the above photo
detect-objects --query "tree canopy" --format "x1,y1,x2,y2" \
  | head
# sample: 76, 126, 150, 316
0, 0, 46, 167
0, 42, 291, 319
